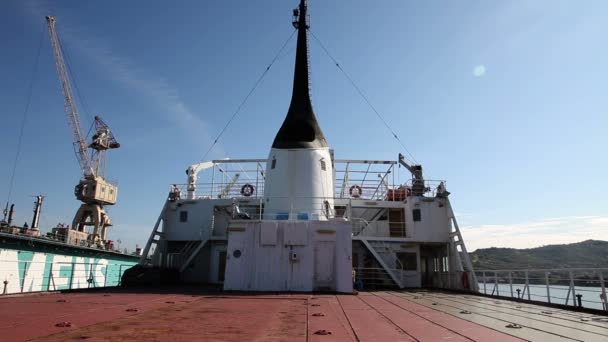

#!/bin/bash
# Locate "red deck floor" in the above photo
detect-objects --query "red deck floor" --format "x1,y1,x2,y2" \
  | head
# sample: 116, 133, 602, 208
1, 288, 607, 341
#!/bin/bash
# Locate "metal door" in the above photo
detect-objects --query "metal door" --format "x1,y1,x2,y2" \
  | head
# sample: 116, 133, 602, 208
314, 241, 335, 289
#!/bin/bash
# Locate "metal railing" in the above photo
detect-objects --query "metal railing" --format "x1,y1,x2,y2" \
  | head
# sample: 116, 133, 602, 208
1, 259, 136, 295
174, 158, 447, 202
476, 268, 608, 311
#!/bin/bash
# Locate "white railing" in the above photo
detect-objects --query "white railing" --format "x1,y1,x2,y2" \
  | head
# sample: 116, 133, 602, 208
0, 259, 136, 295
173, 158, 448, 202
475, 268, 608, 311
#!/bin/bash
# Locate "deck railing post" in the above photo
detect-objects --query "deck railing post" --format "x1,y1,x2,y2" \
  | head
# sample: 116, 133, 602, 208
104, 264, 109, 287
211, 164, 215, 198
509, 271, 513, 298
20, 261, 28, 293
47, 263, 53, 291
494, 272, 499, 296
545, 272, 551, 304
88, 262, 94, 288
69, 262, 76, 290
569, 271, 576, 307
482, 271, 486, 294
525, 270, 531, 300
118, 264, 123, 286
599, 271, 607, 312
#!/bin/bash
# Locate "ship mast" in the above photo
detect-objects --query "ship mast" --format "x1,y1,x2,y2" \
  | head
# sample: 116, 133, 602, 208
272, 0, 327, 149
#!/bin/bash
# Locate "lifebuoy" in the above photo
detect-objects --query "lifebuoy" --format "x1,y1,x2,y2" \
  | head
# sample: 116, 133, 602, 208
240, 183, 254, 197
349, 185, 363, 198
461, 271, 470, 290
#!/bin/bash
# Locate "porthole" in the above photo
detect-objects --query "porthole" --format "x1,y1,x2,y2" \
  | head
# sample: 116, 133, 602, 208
233, 249, 242, 258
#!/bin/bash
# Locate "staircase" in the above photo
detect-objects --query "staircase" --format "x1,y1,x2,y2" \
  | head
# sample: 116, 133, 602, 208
445, 198, 479, 291
357, 238, 404, 289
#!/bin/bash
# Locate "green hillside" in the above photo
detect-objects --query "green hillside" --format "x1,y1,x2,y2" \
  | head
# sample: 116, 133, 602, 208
471, 240, 608, 270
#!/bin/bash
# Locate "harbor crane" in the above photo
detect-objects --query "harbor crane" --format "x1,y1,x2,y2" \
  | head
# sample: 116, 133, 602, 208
46, 16, 120, 247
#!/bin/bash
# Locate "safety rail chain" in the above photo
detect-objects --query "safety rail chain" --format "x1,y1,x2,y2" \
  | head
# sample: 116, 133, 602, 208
0, 260, 135, 295
476, 268, 608, 311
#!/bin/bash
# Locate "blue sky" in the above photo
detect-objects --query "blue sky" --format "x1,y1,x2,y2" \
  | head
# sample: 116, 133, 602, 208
1, 0, 606, 251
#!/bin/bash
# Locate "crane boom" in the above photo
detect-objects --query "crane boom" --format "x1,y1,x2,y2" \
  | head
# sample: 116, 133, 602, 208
45, 16, 93, 178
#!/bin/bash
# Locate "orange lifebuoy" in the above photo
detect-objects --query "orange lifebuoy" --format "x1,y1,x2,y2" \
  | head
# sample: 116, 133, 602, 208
349, 185, 363, 198
240, 184, 254, 197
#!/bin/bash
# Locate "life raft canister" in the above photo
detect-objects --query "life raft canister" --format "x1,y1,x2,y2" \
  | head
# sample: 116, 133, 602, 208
461, 271, 470, 290
240, 183, 254, 197
349, 185, 363, 198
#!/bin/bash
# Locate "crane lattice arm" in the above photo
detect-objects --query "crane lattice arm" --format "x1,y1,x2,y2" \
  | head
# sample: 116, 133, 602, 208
46, 16, 93, 178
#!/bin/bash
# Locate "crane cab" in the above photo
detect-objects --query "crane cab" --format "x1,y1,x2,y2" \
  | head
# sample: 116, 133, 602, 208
75, 177, 117, 205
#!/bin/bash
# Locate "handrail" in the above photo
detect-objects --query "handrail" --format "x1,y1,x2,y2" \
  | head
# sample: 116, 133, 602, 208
475, 268, 608, 311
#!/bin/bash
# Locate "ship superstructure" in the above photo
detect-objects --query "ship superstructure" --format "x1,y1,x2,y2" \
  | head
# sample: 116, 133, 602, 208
134, 0, 477, 293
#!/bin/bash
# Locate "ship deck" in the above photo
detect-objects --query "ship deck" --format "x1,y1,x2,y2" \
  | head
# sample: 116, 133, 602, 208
1, 288, 607, 341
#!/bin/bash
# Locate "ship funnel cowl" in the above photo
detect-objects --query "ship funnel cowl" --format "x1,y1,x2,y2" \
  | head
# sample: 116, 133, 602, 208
272, 0, 328, 149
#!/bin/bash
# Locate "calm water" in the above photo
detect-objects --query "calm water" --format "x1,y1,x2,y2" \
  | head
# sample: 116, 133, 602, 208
479, 282, 607, 311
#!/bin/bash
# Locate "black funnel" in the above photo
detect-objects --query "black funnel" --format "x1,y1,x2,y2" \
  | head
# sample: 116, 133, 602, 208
272, 0, 328, 149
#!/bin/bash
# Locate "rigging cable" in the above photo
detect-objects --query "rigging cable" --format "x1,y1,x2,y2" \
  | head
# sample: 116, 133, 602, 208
308, 30, 420, 166
4, 24, 45, 217
200, 29, 297, 161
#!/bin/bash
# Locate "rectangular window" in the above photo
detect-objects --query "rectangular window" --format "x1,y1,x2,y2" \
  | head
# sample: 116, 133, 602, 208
413, 209, 421, 222
320, 159, 326, 171
396, 252, 417, 271
179, 211, 188, 222
271, 158, 276, 169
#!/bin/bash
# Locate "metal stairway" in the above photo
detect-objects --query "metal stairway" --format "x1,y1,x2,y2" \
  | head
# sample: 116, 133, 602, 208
358, 238, 404, 289
140, 201, 169, 264
179, 239, 208, 273
445, 198, 479, 291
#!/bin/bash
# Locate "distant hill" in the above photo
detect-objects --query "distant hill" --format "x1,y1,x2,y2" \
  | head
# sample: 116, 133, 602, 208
471, 240, 608, 270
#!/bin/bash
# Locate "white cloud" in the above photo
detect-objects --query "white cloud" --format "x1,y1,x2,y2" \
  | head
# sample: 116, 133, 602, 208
473, 65, 486, 77
461, 215, 608, 251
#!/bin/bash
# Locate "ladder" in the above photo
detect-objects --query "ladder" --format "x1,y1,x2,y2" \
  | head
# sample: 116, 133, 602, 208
445, 198, 479, 291
140, 201, 169, 264
179, 240, 208, 273
358, 238, 403, 288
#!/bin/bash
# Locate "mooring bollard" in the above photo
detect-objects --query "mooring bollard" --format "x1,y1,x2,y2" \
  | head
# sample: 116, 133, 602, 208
516, 288, 521, 299
576, 294, 583, 308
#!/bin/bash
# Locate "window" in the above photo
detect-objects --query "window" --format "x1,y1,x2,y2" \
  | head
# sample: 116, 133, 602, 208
413, 209, 421, 222
320, 159, 326, 171
101, 186, 106, 193
271, 157, 276, 169
396, 252, 417, 271
179, 211, 188, 222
